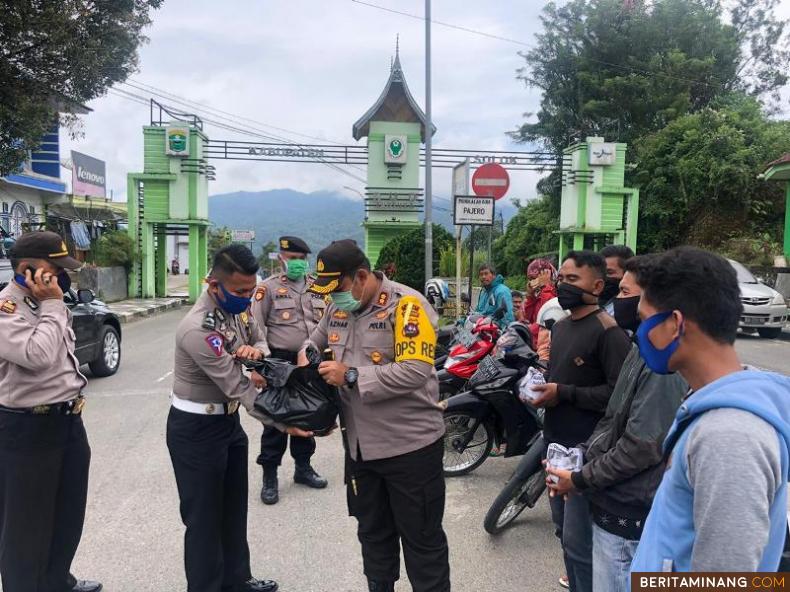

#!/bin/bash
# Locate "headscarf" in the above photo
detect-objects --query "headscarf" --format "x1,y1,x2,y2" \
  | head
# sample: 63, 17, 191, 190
526, 259, 558, 283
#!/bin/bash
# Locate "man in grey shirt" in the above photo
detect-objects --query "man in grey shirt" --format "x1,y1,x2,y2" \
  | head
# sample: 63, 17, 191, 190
629, 247, 790, 572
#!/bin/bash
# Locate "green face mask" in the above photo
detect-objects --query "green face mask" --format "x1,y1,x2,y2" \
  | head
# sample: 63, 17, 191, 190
285, 258, 309, 280
331, 289, 362, 312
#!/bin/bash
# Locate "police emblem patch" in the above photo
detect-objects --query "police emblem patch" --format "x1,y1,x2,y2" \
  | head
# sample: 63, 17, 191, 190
317, 259, 325, 272
375, 310, 389, 319
370, 351, 383, 364
282, 311, 291, 320
377, 292, 389, 307
205, 333, 224, 357
255, 286, 266, 301
277, 287, 288, 295
333, 310, 348, 319
329, 332, 340, 343
240, 311, 249, 325
280, 239, 289, 250
1, 300, 17, 314
403, 323, 420, 338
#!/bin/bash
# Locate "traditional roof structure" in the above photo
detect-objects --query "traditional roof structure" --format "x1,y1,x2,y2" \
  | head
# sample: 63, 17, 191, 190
352, 43, 436, 142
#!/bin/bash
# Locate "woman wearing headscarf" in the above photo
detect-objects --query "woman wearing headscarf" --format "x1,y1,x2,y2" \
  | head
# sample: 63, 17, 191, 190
522, 258, 558, 346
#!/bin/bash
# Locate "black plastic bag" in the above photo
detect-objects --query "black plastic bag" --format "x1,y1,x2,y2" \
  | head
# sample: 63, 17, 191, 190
253, 359, 339, 433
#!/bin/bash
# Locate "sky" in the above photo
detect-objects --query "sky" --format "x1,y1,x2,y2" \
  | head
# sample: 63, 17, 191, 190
58, 0, 790, 208
58, 0, 549, 207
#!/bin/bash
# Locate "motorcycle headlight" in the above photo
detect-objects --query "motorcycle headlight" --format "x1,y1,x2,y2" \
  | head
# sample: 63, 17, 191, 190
772, 292, 787, 306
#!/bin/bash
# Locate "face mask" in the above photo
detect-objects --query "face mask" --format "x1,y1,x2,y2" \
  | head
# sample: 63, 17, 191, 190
285, 259, 309, 281
613, 295, 641, 333
635, 311, 682, 375
599, 278, 621, 304
216, 282, 251, 315
331, 289, 362, 312
14, 269, 70, 293
557, 283, 597, 311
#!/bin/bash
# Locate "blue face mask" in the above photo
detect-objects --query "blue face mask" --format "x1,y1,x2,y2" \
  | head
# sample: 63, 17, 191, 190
331, 289, 362, 312
216, 282, 251, 315
635, 311, 682, 375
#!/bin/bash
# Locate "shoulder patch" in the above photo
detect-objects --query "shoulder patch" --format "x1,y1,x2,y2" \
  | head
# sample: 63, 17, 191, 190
23, 296, 39, 311
205, 333, 224, 357
394, 295, 436, 364
202, 311, 216, 330
1, 300, 17, 314
254, 286, 266, 301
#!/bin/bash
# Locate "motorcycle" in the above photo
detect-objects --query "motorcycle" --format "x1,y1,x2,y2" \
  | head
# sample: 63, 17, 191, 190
437, 305, 507, 400
441, 323, 544, 477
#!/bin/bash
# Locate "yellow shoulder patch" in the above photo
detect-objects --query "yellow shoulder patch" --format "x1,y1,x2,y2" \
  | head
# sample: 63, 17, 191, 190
394, 295, 436, 364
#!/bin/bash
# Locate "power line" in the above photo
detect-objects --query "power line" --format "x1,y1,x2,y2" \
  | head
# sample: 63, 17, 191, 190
349, 0, 727, 90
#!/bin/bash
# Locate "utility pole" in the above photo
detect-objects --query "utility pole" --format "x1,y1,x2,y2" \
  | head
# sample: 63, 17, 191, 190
424, 0, 433, 285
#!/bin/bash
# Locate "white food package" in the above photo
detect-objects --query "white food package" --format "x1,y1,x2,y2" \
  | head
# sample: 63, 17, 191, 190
546, 443, 584, 484
518, 366, 546, 403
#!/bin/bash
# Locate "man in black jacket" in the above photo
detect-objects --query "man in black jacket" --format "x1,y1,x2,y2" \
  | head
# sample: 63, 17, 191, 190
531, 250, 632, 592
546, 256, 686, 592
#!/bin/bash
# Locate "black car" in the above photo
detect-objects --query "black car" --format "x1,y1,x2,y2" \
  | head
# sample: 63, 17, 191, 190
0, 261, 122, 377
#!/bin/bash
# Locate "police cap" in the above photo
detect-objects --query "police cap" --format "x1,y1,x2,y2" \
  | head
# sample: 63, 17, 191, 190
10, 231, 81, 270
279, 236, 311, 254
310, 239, 367, 294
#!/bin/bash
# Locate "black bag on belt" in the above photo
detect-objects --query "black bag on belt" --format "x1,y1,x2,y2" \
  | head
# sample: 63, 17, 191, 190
253, 359, 339, 433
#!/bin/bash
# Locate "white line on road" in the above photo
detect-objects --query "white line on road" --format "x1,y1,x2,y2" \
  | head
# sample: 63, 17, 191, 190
156, 370, 174, 383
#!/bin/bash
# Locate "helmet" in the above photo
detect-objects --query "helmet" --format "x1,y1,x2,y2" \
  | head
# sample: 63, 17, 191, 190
536, 297, 569, 330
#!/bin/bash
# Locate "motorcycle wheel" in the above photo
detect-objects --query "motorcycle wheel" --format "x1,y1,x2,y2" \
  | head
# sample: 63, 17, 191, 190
443, 412, 493, 477
483, 445, 546, 534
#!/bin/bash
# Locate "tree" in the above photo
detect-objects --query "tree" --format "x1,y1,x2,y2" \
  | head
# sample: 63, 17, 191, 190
0, 1, 163, 174
207, 226, 231, 267
634, 94, 790, 252
493, 197, 560, 278
257, 241, 278, 269
375, 225, 454, 291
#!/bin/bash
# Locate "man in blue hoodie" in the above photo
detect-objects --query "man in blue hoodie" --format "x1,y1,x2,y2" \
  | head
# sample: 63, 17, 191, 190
475, 264, 514, 329
630, 246, 790, 574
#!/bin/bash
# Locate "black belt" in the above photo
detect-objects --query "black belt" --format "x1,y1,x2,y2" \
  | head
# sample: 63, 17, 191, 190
0, 396, 86, 416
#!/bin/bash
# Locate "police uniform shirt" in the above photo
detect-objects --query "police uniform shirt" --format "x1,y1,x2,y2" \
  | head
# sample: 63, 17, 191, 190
0, 281, 87, 407
173, 290, 273, 418
250, 274, 327, 353
305, 274, 445, 461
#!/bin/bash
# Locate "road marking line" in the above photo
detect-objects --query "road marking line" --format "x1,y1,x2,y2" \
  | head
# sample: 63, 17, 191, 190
156, 370, 174, 383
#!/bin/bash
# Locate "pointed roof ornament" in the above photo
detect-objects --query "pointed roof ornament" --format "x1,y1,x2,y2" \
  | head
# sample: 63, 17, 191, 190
352, 42, 436, 142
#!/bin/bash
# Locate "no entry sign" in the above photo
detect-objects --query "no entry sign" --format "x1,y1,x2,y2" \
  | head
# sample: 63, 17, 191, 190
472, 163, 510, 200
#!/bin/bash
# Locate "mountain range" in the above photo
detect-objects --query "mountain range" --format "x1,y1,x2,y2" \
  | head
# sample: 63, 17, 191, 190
208, 189, 518, 254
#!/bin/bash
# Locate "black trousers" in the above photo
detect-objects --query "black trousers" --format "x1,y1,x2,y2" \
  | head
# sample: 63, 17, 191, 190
346, 438, 450, 592
167, 407, 254, 592
256, 348, 316, 469
0, 411, 90, 592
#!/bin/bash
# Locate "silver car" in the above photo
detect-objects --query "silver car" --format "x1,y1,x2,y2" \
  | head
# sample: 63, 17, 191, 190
729, 260, 788, 338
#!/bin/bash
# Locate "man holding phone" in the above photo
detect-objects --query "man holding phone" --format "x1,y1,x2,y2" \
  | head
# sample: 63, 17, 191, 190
0, 231, 101, 592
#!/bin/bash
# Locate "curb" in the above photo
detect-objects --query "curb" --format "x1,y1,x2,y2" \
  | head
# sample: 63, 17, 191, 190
110, 298, 187, 324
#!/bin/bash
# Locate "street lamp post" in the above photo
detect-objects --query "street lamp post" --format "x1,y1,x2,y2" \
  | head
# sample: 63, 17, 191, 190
424, 0, 433, 286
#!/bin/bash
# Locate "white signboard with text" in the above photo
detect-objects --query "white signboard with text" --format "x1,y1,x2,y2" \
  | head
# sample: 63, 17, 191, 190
453, 195, 495, 226
231, 230, 255, 242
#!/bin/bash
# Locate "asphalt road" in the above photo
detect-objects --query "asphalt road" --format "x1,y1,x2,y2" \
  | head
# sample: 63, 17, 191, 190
53, 310, 790, 591
69, 308, 563, 592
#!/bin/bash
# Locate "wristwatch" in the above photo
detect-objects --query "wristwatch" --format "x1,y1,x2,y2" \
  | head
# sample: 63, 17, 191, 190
344, 367, 359, 386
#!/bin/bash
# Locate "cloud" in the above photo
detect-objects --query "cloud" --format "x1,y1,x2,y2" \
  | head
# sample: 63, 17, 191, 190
60, 0, 547, 204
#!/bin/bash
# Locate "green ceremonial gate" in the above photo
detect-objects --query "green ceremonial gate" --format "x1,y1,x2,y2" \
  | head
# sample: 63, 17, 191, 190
127, 48, 639, 304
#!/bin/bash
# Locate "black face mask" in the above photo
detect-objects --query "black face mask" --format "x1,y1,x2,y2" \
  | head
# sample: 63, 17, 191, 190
599, 277, 621, 304
613, 295, 641, 333
557, 283, 598, 311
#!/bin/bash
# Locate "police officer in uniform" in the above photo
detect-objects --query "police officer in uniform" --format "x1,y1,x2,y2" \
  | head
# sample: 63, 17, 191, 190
0, 231, 101, 592
169, 244, 305, 592
251, 236, 327, 505
301, 239, 451, 592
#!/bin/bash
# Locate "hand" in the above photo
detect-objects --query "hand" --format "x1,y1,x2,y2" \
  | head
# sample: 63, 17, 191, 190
530, 383, 560, 408
546, 465, 576, 498
234, 345, 263, 361
296, 349, 309, 367
25, 268, 63, 301
318, 360, 349, 387
250, 370, 267, 390
285, 426, 314, 438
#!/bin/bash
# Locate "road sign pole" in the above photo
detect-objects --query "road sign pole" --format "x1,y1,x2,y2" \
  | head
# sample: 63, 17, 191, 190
424, 0, 433, 287
468, 225, 475, 305
456, 223, 462, 318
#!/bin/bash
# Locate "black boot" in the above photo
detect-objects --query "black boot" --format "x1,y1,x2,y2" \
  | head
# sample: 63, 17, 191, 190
242, 577, 278, 592
367, 579, 395, 592
72, 582, 103, 592
294, 463, 328, 489
261, 468, 279, 505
